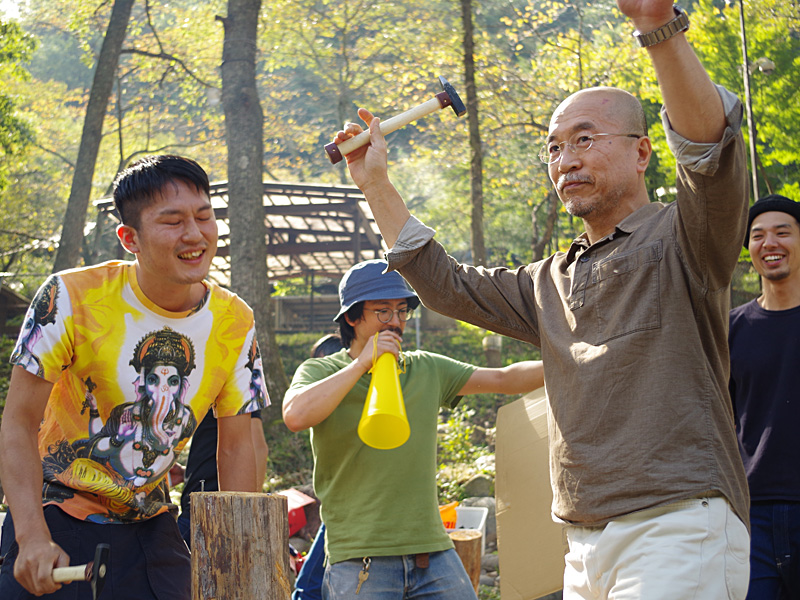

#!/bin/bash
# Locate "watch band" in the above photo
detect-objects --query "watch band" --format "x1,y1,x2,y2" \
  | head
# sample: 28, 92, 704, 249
633, 5, 689, 48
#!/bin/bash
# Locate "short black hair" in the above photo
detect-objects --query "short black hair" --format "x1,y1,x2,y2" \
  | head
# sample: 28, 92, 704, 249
113, 155, 210, 229
336, 302, 364, 349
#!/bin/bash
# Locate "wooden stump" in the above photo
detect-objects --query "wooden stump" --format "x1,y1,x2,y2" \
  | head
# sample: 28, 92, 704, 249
191, 492, 291, 600
449, 529, 482, 593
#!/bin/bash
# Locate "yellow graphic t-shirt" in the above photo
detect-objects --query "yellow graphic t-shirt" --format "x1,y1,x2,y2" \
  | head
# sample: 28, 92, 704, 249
11, 261, 269, 523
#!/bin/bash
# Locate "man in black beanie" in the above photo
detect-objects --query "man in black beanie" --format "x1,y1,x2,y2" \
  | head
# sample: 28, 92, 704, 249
729, 194, 800, 599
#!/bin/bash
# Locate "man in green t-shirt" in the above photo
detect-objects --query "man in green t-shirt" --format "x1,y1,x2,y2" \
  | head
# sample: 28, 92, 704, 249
283, 259, 543, 600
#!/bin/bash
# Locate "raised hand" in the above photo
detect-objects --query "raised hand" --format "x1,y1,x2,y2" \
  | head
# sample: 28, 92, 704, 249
617, 0, 679, 32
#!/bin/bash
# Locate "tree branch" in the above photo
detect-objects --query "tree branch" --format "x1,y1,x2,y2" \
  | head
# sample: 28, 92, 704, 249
120, 48, 217, 88
33, 143, 75, 169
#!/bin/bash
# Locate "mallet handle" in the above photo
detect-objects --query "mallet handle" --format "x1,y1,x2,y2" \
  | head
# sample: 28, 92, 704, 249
325, 95, 446, 164
53, 564, 89, 583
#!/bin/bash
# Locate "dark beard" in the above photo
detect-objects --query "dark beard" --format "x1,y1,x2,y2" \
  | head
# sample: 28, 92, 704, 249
762, 270, 790, 282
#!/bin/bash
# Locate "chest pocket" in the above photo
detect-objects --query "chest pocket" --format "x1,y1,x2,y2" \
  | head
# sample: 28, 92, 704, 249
589, 240, 662, 345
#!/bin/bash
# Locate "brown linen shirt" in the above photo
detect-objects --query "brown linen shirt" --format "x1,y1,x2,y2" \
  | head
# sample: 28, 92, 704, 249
386, 85, 750, 528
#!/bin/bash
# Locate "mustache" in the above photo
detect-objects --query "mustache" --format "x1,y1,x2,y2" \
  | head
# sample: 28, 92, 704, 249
557, 173, 593, 192
382, 326, 404, 338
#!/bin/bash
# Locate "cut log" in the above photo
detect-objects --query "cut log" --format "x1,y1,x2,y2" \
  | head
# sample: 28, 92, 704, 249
449, 529, 482, 593
191, 492, 291, 599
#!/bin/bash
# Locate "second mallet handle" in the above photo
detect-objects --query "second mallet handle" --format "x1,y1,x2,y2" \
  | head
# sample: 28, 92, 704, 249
326, 95, 445, 163
52, 564, 89, 583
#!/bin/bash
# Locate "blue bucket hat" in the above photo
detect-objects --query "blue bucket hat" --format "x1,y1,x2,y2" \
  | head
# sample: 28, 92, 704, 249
745, 194, 800, 247
334, 259, 420, 322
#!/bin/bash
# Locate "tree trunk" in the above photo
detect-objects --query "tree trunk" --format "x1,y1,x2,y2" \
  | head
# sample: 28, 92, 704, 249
219, 0, 289, 408
52, 0, 135, 272
532, 190, 560, 262
460, 0, 486, 266
191, 492, 291, 599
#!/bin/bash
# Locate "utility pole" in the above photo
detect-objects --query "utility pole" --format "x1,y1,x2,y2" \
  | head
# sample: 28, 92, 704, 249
737, 0, 759, 199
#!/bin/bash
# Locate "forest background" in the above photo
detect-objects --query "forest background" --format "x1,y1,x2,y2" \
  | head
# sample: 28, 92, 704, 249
0, 0, 797, 493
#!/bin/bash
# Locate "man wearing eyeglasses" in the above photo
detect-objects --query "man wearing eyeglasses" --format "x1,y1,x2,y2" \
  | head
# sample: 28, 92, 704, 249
330, 1, 751, 598
283, 259, 544, 600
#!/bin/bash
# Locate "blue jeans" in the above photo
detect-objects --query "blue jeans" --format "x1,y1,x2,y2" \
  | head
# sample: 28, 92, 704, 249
747, 502, 800, 600
322, 549, 477, 600
293, 524, 325, 600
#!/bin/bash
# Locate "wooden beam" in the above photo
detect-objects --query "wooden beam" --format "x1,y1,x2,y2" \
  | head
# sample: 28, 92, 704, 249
214, 237, 380, 258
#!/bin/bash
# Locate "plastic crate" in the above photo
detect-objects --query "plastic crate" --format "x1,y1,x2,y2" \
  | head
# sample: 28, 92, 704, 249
277, 488, 316, 536
446, 505, 488, 555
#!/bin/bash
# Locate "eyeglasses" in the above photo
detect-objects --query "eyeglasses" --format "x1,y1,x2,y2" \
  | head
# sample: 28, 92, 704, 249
539, 132, 642, 164
371, 307, 414, 323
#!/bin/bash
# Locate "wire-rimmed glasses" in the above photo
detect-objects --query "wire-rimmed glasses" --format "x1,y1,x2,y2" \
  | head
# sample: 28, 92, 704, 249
372, 307, 414, 323
539, 132, 642, 164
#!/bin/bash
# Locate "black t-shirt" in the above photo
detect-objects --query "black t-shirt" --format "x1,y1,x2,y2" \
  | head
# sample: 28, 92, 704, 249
729, 299, 800, 502
179, 409, 262, 515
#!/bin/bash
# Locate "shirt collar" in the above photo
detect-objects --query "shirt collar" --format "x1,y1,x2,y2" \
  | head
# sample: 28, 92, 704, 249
565, 202, 664, 263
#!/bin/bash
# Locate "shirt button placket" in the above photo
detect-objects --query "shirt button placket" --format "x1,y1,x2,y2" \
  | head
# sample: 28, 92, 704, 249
569, 254, 591, 310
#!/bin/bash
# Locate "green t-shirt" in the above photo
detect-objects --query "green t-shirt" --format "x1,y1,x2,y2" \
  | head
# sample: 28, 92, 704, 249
289, 348, 476, 563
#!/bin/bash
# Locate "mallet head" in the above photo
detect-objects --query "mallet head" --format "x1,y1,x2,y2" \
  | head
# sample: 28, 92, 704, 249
90, 543, 110, 599
437, 76, 467, 117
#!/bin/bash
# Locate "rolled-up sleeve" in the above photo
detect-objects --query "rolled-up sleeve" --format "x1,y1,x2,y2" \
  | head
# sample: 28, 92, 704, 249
385, 216, 436, 270
663, 84, 744, 176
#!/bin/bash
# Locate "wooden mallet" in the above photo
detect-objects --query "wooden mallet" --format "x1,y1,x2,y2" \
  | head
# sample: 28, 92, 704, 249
324, 75, 467, 164
52, 543, 110, 600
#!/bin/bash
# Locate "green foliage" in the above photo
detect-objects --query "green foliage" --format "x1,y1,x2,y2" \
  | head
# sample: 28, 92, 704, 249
0, 19, 37, 190
439, 407, 483, 466
0, 19, 61, 297
437, 406, 495, 502
271, 275, 339, 299
689, 0, 800, 200
0, 19, 36, 81
479, 584, 502, 600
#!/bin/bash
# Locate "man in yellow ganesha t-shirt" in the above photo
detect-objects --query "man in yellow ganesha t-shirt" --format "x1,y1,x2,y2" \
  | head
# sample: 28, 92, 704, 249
12, 261, 266, 523
0, 155, 269, 600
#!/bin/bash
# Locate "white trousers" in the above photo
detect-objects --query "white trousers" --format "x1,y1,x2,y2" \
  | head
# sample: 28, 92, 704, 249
563, 496, 750, 600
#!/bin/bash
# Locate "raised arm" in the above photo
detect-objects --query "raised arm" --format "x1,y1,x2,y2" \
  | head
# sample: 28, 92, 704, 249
620, 0, 724, 142
0, 367, 69, 596
458, 360, 544, 397
333, 109, 410, 248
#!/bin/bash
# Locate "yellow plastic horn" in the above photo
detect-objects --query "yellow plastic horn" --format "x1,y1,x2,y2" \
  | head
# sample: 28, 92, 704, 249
358, 349, 410, 450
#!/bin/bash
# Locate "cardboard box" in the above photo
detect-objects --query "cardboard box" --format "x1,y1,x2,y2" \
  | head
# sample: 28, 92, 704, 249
496, 388, 567, 600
